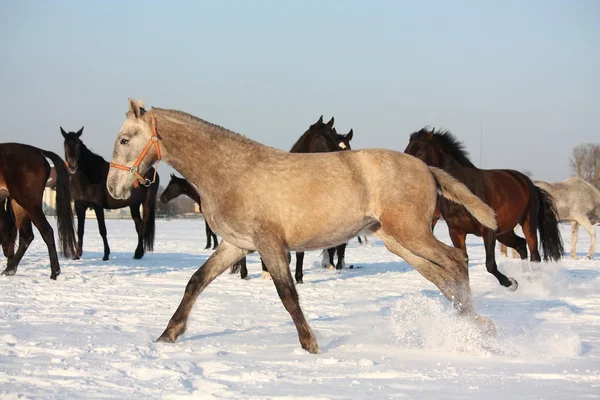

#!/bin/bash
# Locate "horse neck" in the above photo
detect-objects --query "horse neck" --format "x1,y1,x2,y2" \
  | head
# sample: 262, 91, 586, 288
153, 110, 261, 194
179, 181, 202, 204
439, 154, 484, 192
79, 144, 107, 174
290, 134, 336, 154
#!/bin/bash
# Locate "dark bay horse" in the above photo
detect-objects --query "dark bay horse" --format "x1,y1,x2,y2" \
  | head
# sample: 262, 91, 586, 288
290, 116, 354, 284
405, 128, 563, 290
106, 99, 497, 353
0, 143, 76, 279
61, 127, 159, 260
160, 174, 218, 250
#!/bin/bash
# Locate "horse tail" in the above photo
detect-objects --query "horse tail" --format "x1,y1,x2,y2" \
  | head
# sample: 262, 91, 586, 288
42, 150, 76, 258
142, 168, 158, 252
429, 167, 497, 230
535, 186, 564, 261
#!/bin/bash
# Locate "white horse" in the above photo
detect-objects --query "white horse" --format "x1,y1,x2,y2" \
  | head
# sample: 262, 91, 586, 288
534, 177, 600, 259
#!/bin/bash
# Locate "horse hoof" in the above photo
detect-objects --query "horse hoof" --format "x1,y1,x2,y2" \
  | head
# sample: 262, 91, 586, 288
155, 334, 176, 343
1, 269, 16, 276
506, 278, 518, 291
571, 254, 580, 260
474, 315, 497, 337
133, 253, 144, 260
73, 255, 81, 260
50, 271, 60, 280
296, 279, 304, 285
102, 256, 109, 261
301, 341, 321, 354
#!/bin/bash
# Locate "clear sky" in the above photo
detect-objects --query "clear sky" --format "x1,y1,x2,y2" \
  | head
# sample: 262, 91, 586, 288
1, 0, 598, 181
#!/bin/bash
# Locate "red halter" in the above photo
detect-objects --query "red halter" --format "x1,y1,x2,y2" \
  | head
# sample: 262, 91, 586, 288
109, 111, 161, 188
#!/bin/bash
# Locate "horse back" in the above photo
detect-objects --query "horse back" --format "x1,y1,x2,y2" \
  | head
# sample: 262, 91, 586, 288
0, 143, 50, 203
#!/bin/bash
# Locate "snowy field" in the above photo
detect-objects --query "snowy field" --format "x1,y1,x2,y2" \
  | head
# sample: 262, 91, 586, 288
1, 219, 599, 399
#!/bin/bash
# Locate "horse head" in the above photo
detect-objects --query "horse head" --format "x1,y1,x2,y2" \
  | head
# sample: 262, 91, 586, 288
160, 173, 184, 203
107, 98, 160, 199
405, 127, 443, 167
61, 126, 84, 174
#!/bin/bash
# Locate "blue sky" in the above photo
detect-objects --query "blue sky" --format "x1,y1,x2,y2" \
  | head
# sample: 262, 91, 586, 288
1, 0, 598, 181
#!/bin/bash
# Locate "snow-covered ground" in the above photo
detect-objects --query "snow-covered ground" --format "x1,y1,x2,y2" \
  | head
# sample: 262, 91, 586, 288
1, 219, 599, 399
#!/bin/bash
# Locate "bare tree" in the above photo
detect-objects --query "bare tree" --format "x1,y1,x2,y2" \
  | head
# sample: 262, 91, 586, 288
570, 143, 600, 188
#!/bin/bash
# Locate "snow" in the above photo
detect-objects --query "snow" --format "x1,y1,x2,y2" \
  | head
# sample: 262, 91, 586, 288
1, 219, 599, 399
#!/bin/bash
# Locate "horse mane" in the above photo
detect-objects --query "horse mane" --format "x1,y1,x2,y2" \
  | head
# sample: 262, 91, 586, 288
80, 141, 107, 165
153, 108, 259, 147
411, 128, 476, 168
290, 129, 314, 152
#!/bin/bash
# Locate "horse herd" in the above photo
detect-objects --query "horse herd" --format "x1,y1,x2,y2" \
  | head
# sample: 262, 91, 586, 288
1, 98, 599, 353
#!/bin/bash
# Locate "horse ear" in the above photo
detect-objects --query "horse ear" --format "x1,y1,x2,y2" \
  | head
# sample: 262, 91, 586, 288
326, 117, 334, 128
128, 98, 141, 119
138, 99, 145, 109
317, 115, 323, 125
170, 173, 175, 179
60, 127, 67, 138
76, 126, 84, 137
346, 129, 353, 141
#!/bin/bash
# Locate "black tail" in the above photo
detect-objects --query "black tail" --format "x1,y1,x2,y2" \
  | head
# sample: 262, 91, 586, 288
0, 199, 17, 253
142, 168, 158, 252
42, 150, 76, 258
536, 186, 564, 262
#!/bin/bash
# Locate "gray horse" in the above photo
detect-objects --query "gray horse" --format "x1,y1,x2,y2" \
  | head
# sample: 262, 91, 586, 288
532, 177, 600, 259
106, 99, 497, 353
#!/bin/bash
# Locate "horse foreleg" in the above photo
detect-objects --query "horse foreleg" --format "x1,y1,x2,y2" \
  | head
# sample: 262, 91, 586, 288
295, 251, 304, 284
130, 204, 144, 259
496, 229, 527, 260
260, 244, 319, 354
483, 229, 518, 290
157, 241, 250, 343
93, 205, 110, 261
335, 243, 347, 270
74, 201, 87, 260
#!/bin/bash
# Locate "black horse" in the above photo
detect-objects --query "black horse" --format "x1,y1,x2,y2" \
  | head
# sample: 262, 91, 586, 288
61, 127, 159, 260
0, 143, 76, 279
290, 116, 354, 284
160, 174, 218, 250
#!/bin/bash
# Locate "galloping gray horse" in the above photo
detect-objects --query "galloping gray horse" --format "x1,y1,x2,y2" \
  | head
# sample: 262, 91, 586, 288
106, 99, 497, 353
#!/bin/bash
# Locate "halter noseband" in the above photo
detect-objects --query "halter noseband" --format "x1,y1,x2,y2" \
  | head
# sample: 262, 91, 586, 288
109, 110, 161, 188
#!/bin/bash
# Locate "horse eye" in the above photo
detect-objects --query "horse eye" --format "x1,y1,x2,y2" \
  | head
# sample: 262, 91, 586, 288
120, 138, 129, 145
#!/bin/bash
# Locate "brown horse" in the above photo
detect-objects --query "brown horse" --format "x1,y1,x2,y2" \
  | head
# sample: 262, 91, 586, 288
405, 128, 563, 291
0, 143, 76, 279
106, 99, 497, 353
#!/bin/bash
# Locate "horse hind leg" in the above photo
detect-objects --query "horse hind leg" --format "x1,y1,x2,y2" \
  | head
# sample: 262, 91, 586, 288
2, 204, 34, 276
571, 221, 580, 260
335, 243, 347, 270
377, 215, 496, 335
575, 218, 596, 259
74, 201, 87, 260
26, 205, 61, 279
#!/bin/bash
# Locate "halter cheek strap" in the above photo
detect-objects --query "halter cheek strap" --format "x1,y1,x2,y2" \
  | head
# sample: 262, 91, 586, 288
109, 111, 161, 188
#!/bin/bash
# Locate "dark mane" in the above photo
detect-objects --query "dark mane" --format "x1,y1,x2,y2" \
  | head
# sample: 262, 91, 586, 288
80, 142, 107, 165
290, 129, 314, 152
411, 128, 476, 168
153, 108, 258, 147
